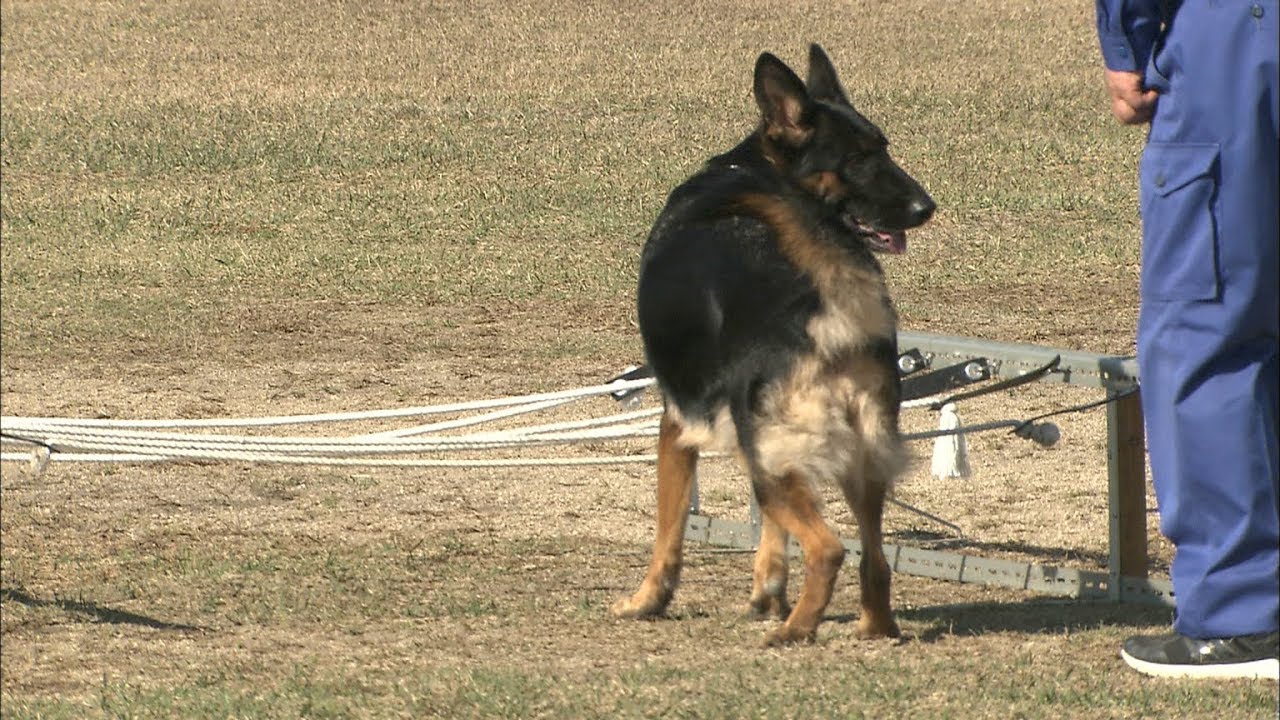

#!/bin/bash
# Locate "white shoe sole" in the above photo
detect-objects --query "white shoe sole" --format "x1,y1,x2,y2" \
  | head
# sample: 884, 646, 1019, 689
1122, 649, 1280, 680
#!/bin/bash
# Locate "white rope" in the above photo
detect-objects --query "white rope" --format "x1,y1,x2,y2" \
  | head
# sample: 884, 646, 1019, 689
901, 394, 948, 409
0, 450, 664, 468
357, 398, 575, 439
486, 406, 663, 437
1, 420, 660, 456
1, 375, 995, 473
0, 377, 656, 430
360, 403, 664, 440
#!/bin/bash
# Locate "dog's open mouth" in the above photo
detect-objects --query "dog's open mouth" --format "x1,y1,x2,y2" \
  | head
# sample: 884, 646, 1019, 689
842, 215, 908, 254
860, 227, 907, 255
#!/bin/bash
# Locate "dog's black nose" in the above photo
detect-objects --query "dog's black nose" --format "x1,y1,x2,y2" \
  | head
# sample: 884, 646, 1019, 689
907, 196, 936, 226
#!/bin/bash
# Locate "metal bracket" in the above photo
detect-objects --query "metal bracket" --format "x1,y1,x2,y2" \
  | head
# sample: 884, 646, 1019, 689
901, 358, 993, 401
897, 348, 931, 376
605, 365, 654, 405
928, 355, 1061, 409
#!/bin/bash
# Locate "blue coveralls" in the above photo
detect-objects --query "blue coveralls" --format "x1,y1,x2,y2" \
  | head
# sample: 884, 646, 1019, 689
1097, 0, 1279, 639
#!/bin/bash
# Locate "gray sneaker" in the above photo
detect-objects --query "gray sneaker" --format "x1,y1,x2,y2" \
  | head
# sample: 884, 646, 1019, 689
1121, 630, 1280, 680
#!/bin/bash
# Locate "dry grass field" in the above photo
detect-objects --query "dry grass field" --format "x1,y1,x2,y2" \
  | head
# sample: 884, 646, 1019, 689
1, 1, 1276, 717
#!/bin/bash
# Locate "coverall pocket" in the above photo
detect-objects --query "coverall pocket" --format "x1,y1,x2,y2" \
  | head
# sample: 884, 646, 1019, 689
1138, 143, 1221, 301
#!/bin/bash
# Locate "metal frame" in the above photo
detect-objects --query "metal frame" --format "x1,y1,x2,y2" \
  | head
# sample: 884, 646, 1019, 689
685, 330, 1174, 607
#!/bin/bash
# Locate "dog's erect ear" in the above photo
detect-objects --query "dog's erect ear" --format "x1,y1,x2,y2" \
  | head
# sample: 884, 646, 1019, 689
806, 44, 850, 105
753, 52, 813, 146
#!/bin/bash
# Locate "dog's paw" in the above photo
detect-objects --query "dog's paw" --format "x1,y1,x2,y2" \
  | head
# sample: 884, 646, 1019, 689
610, 595, 663, 619
762, 623, 816, 647
745, 594, 791, 622
853, 615, 901, 640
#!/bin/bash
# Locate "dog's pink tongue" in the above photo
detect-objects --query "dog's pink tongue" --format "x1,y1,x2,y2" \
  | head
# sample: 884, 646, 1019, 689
879, 230, 907, 254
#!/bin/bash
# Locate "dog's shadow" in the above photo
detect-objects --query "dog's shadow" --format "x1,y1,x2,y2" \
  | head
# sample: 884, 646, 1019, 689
2, 586, 205, 632
827, 599, 1172, 644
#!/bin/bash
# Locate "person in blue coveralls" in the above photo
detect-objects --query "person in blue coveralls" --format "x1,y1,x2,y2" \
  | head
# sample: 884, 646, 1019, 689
1095, 0, 1279, 679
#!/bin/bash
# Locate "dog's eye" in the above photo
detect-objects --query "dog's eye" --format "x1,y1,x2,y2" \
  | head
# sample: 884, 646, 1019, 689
843, 143, 887, 174
842, 155, 869, 174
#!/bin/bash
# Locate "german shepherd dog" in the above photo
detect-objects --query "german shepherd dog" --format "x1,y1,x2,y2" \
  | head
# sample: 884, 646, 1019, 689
611, 45, 935, 646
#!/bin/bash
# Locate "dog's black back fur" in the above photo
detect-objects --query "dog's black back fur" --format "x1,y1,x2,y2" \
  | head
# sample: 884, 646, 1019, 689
639, 158, 818, 422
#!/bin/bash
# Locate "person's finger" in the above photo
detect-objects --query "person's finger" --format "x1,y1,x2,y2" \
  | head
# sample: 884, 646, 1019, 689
1111, 97, 1142, 124
1105, 70, 1158, 125
1111, 88, 1157, 124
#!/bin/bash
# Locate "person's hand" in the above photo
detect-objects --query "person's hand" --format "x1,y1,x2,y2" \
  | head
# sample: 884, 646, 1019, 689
1105, 69, 1159, 125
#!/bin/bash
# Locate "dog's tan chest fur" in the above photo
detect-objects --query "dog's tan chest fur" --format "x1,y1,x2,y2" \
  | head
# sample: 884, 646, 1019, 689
735, 191, 896, 356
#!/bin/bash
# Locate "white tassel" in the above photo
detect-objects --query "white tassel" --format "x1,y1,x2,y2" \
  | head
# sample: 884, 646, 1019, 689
931, 402, 970, 479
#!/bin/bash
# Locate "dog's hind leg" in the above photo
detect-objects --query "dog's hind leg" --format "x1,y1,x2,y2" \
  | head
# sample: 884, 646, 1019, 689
747, 514, 791, 620
841, 473, 901, 640
611, 410, 698, 619
753, 471, 846, 646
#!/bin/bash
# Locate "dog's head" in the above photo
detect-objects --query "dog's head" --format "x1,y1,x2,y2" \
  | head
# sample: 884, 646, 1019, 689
753, 44, 935, 254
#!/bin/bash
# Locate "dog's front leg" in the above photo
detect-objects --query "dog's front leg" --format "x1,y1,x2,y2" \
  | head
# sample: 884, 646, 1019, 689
611, 411, 698, 619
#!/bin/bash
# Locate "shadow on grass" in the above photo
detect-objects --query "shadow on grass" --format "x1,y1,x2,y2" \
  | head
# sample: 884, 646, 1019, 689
1, 586, 205, 632
888, 598, 1173, 643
